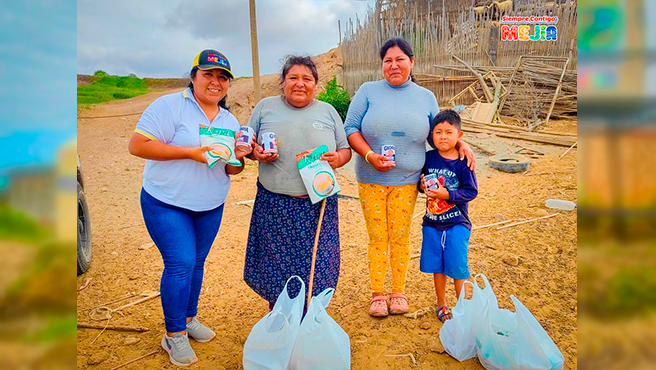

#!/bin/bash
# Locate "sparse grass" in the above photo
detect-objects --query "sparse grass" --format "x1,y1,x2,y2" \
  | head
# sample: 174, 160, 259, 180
77, 73, 149, 105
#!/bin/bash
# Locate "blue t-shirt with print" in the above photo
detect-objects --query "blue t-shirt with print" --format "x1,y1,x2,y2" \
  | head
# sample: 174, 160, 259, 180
420, 150, 478, 231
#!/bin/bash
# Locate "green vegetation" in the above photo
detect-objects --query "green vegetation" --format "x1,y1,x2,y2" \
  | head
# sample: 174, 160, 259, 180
318, 76, 351, 121
20, 315, 77, 343
579, 243, 656, 318
78, 71, 149, 105
0, 206, 47, 242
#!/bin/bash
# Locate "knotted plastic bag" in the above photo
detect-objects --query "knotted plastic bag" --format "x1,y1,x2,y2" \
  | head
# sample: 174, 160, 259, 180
289, 288, 350, 370
474, 285, 564, 370
439, 279, 478, 361
199, 124, 241, 168
243, 276, 306, 370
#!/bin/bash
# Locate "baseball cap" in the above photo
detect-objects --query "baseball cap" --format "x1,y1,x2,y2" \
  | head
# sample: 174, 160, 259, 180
192, 49, 234, 79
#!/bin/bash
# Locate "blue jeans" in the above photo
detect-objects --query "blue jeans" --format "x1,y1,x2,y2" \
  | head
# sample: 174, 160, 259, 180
140, 189, 224, 332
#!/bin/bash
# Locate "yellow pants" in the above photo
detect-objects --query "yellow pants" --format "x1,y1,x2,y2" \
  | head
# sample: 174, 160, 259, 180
358, 182, 418, 294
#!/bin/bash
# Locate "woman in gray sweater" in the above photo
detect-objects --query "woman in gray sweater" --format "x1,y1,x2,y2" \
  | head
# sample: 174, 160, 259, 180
244, 55, 351, 311
344, 38, 475, 317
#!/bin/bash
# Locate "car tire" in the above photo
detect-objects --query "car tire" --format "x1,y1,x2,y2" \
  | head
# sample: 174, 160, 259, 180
489, 154, 530, 173
77, 181, 92, 275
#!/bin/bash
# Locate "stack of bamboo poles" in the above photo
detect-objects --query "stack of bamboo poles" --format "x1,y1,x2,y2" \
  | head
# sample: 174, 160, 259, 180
461, 118, 577, 147
502, 58, 576, 121
434, 62, 577, 121
340, 0, 577, 98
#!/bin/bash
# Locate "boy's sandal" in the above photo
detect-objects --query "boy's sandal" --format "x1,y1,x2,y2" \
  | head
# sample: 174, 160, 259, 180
389, 293, 409, 314
436, 306, 453, 323
368, 295, 389, 317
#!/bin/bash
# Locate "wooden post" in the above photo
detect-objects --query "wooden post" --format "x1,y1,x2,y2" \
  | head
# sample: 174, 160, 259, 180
489, 26, 498, 66
338, 20, 342, 45
307, 199, 327, 308
374, 0, 381, 46
442, 0, 445, 39
544, 58, 570, 125
249, 0, 261, 104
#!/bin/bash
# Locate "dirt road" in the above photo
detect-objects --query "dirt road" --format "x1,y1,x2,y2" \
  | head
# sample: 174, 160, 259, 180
77, 90, 577, 369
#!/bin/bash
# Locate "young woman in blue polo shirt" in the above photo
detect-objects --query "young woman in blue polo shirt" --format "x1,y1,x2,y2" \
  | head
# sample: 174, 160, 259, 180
128, 49, 251, 367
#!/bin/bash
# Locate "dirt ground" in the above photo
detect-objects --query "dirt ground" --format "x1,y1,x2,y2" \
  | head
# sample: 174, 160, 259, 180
77, 55, 577, 368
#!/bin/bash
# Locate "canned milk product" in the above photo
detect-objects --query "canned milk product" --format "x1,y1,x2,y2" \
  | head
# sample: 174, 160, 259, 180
424, 173, 438, 190
381, 145, 396, 162
236, 126, 254, 148
260, 132, 278, 154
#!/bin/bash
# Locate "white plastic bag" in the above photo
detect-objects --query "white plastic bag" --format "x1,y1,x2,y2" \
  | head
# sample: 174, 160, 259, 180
439, 281, 475, 361
439, 274, 497, 362
243, 276, 306, 370
199, 124, 241, 168
474, 298, 517, 370
475, 292, 564, 370
288, 288, 350, 370
512, 295, 564, 370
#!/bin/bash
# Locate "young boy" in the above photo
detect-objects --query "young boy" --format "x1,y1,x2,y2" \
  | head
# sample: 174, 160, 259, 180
419, 109, 478, 323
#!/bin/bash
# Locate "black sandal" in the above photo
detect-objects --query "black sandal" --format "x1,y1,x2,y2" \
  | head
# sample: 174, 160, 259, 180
436, 306, 452, 323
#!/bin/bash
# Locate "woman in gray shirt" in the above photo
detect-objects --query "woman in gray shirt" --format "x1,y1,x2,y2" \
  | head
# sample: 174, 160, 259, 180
244, 55, 351, 310
344, 38, 475, 317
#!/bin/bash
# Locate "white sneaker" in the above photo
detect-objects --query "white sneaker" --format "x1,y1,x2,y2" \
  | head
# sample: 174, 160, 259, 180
161, 333, 198, 366
186, 317, 216, 343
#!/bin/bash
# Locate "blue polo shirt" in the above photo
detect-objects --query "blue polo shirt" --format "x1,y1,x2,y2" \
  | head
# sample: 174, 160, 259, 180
135, 88, 240, 211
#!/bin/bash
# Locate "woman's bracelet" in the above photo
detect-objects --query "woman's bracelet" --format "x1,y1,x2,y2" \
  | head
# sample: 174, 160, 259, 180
364, 150, 374, 164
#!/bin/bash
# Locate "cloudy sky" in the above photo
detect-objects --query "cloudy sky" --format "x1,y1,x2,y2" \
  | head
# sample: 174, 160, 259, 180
78, 0, 375, 78
0, 0, 76, 174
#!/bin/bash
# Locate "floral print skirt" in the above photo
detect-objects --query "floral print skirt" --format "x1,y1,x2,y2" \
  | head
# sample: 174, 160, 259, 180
243, 181, 340, 304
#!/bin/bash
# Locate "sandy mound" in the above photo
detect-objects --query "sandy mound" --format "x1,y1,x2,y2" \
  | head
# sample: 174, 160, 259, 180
227, 47, 342, 124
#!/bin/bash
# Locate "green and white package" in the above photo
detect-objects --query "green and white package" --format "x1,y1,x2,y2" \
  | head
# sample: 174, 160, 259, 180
199, 125, 241, 168
296, 145, 340, 204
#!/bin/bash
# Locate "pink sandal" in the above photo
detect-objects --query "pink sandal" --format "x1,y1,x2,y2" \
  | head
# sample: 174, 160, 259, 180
368, 295, 389, 317
389, 293, 409, 314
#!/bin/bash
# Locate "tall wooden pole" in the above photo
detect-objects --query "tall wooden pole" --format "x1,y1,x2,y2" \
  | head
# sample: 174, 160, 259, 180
249, 0, 261, 104
338, 20, 342, 45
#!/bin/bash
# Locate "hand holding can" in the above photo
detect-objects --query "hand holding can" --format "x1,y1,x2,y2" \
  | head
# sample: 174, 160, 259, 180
259, 132, 278, 154
424, 173, 438, 190
236, 126, 254, 148
381, 145, 396, 163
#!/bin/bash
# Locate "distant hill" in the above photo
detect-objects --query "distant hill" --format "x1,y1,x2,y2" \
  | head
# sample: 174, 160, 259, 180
77, 46, 343, 124
77, 74, 188, 89
226, 47, 342, 124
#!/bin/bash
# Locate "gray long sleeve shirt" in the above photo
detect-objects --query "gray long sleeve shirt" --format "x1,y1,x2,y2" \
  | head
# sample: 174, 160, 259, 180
344, 79, 439, 186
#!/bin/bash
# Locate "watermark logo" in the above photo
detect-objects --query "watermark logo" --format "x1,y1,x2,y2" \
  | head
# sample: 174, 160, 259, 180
500, 16, 558, 41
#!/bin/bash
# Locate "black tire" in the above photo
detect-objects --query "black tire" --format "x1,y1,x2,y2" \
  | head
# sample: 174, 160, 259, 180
489, 154, 530, 173
77, 182, 92, 275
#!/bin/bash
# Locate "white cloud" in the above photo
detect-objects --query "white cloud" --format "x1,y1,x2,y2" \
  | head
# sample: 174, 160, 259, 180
77, 0, 374, 78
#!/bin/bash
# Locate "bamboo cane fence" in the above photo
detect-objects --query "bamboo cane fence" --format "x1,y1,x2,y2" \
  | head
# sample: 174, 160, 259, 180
341, 0, 577, 119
